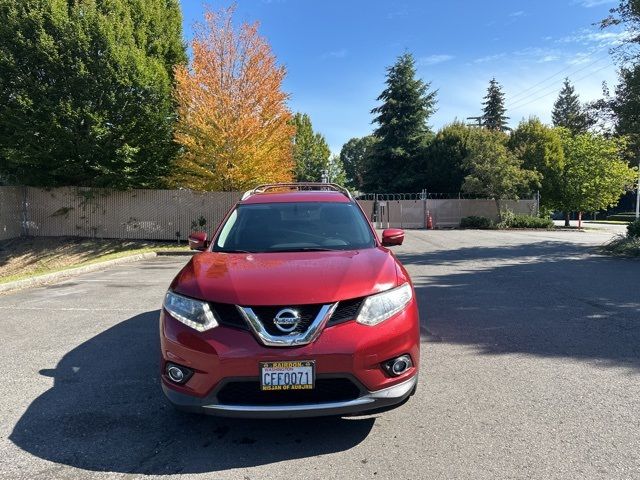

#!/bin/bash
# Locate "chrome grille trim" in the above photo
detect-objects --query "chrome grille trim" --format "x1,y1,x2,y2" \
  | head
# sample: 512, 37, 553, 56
237, 303, 338, 347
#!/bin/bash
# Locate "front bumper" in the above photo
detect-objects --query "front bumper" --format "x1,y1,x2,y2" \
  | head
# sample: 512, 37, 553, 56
159, 299, 420, 418
162, 374, 417, 418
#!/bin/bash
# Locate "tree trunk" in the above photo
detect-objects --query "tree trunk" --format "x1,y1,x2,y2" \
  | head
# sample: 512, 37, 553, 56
564, 211, 570, 227
495, 199, 501, 222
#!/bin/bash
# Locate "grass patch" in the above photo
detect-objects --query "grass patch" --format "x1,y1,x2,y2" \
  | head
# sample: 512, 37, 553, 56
584, 220, 630, 225
0, 237, 188, 284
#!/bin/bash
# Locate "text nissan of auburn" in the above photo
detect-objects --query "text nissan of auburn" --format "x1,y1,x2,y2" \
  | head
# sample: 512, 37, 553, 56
160, 183, 420, 418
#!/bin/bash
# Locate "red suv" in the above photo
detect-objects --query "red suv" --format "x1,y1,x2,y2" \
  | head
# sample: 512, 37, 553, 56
160, 183, 420, 418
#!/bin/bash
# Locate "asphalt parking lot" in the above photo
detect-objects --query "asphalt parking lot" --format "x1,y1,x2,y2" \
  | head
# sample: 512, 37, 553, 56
1, 228, 639, 479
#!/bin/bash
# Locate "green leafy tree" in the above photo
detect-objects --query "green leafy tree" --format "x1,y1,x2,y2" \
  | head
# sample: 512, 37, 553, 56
291, 113, 331, 182
366, 53, 437, 192
422, 122, 473, 193
327, 154, 347, 186
0, 0, 186, 188
508, 118, 565, 212
552, 78, 591, 134
339, 136, 377, 190
557, 129, 637, 216
482, 78, 509, 131
462, 129, 540, 217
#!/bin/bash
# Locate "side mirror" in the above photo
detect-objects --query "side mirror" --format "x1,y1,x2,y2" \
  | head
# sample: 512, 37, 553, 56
188, 231, 208, 251
381, 228, 404, 247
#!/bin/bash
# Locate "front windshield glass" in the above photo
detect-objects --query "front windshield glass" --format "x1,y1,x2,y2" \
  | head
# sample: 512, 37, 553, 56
213, 202, 375, 253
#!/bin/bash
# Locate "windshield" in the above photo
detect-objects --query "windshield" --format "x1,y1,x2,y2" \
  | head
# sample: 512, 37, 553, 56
213, 202, 375, 253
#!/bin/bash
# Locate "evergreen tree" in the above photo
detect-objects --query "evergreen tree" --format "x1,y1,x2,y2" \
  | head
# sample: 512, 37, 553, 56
552, 78, 590, 134
0, 0, 186, 188
482, 78, 509, 131
365, 53, 437, 192
291, 113, 331, 182
613, 66, 640, 147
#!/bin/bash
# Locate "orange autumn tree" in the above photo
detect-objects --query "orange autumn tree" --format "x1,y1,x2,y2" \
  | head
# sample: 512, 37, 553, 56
171, 6, 294, 191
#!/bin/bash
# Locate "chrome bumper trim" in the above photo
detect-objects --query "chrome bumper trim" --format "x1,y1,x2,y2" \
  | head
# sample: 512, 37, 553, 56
163, 375, 417, 418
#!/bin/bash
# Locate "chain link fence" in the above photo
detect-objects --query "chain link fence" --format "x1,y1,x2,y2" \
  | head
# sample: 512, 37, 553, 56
0, 186, 23, 241
0, 186, 540, 241
357, 194, 539, 229
0, 186, 240, 241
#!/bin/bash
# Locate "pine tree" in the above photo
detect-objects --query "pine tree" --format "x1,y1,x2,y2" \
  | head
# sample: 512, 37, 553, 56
291, 113, 331, 182
366, 53, 437, 192
482, 78, 509, 131
552, 78, 590, 134
0, 0, 186, 188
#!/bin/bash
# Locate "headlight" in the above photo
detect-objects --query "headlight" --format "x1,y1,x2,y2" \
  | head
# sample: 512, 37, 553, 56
163, 291, 218, 332
356, 283, 413, 326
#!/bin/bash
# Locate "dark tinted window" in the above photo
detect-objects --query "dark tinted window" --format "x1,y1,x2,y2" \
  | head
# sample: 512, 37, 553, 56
213, 202, 375, 252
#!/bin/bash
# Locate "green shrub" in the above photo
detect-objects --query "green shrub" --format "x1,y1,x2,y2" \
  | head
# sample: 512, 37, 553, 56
627, 219, 640, 238
607, 213, 635, 222
460, 216, 493, 229
497, 212, 553, 229
601, 234, 640, 257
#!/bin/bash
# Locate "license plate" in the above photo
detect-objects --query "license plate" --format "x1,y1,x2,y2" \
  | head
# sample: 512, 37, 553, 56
260, 360, 315, 391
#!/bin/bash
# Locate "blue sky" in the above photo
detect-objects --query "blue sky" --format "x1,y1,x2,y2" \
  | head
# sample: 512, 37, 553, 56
178, 0, 625, 153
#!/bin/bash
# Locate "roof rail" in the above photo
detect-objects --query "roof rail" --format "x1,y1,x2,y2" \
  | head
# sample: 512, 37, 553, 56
241, 183, 353, 201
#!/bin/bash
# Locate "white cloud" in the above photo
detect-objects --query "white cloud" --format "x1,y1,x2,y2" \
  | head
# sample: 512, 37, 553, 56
539, 55, 560, 63
509, 11, 525, 17
473, 53, 507, 64
418, 54, 454, 66
560, 29, 630, 47
574, 0, 615, 7
321, 49, 348, 59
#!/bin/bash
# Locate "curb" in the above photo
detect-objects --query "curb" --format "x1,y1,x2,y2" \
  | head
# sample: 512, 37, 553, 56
0, 251, 161, 295
156, 250, 196, 256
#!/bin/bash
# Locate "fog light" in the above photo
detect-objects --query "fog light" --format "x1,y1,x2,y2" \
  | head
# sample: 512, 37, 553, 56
165, 363, 193, 384
383, 355, 413, 377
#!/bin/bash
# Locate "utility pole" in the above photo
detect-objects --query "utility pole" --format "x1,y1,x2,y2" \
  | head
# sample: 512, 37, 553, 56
466, 116, 483, 128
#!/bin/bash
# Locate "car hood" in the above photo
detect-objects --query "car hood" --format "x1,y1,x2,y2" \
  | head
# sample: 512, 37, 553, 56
171, 248, 400, 305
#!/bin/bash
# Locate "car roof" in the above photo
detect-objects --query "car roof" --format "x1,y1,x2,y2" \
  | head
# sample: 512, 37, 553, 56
240, 190, 351, 204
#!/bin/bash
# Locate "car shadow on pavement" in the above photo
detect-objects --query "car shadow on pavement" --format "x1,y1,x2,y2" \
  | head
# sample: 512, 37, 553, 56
399, 241, 640, 370
10, 310, 375, 475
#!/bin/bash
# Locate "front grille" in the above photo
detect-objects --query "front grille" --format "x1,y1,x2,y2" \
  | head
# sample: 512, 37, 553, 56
249, 305, 320, 336
216, 378, 361, 405
328, 297, 364, 325
210, 303, 248, 330
212, 296, 365, 334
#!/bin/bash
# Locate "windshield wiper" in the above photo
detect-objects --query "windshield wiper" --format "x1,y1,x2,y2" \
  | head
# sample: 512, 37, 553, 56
217, 249, 254, 254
